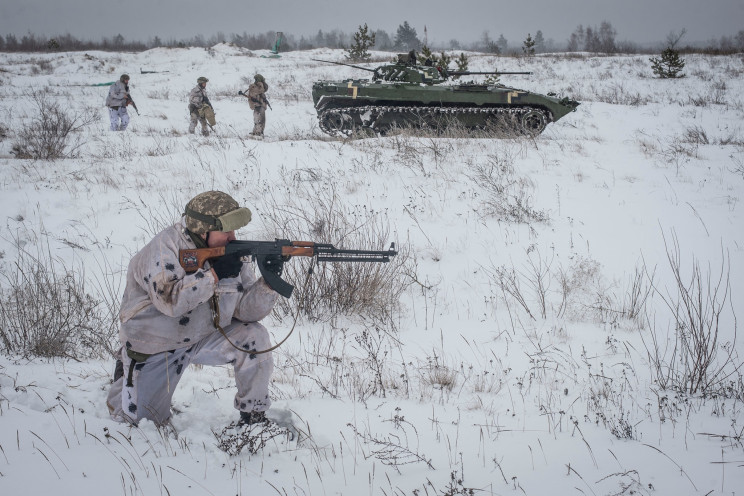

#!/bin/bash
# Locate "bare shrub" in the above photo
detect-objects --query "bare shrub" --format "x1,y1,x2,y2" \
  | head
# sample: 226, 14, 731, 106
31, 59, 54, 75
12, 89, 99, 160
146, 88, 170, 100
144, 136, 176, 156
468, 151, 550, 224
351, 325, 405, 399
420, 354, 458, 393
620, 263, 653, 325
682, 125, 709, 145
0, 233, 117, 359
347, 419, 433, 472
643, 232, 741, 395
635, 131, 698, 173
732, 154, 744, 178
259, 183, 411, 325
595, 83, 648, 106
488, 263, 538, 321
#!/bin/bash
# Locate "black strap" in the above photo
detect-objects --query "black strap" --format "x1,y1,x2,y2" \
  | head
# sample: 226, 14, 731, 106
184, 207, 221, 230
126, 359, 136, 387
185, 228, 209, 249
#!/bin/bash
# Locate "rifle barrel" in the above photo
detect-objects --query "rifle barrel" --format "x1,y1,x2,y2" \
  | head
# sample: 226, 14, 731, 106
314, 242, 397, 262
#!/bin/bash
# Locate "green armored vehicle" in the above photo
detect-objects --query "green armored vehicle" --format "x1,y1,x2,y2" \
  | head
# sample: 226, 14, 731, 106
311, 53, 579, 137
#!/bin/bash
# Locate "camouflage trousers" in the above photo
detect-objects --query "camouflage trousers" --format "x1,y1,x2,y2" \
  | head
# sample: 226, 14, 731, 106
106, 321, 273, 426
252, 105, 266, 136
108, 106, 129, 131
189, 111, 209, 136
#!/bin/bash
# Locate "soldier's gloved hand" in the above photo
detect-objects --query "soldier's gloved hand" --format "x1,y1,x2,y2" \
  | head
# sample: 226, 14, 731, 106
260, 254, 285, 276
211, 254, 243, 280
238, 90, 244, 96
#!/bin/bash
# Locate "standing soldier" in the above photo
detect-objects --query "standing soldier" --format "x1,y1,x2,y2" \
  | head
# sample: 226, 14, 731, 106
241, 74, 269, 137
106, 74, 132, 131
189, 76, 213, 136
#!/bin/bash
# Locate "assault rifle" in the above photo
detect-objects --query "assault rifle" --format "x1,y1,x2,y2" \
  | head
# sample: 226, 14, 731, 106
179, 239, 397, 298
238, 90, 272, 110
126, 94, 140, 115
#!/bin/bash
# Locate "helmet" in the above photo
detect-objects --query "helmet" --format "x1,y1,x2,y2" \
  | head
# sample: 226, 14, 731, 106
254, 74, 265, 83
120, 74, 130, 82
197, 76, 209, 84
184, 191, 252, 234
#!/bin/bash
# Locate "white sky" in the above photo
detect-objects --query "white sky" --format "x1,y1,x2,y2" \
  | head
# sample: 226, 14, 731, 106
1, 0, 742, 46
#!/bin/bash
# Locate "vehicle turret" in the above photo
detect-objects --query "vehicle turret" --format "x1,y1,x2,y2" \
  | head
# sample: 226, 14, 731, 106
311, 57, 532, 85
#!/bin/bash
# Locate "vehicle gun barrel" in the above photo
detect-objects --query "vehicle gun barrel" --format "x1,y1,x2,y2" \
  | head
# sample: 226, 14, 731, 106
311, 58, 376, 73
449, 71, 532, 76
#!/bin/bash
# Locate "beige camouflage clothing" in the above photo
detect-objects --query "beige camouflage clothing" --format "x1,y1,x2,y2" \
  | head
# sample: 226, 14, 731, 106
119, 218, 278, 356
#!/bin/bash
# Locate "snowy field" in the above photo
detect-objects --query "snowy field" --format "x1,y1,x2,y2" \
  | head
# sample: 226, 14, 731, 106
0, 45, 743, 495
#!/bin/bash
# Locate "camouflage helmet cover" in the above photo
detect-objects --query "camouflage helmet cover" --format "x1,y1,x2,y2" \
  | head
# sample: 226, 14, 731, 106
254, 74, 265, 83
184, 191, 252, 234
120, 74, 130, 82
197, 76, 209, 84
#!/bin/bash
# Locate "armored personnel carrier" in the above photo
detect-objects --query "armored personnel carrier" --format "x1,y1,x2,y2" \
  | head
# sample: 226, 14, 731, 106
311, 53, 579, 137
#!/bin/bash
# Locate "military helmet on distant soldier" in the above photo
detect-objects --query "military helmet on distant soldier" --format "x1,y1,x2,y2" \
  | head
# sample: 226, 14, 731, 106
254, 74, 265, 83
120, 74, 130, 82
197, 76, 209, 84
184, 191, 252, 234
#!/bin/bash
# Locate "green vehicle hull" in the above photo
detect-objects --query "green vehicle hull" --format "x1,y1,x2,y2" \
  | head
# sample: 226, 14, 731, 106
311, 59, 579, 137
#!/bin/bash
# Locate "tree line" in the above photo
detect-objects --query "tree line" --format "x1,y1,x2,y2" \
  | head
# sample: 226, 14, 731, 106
2, 21, 743, 55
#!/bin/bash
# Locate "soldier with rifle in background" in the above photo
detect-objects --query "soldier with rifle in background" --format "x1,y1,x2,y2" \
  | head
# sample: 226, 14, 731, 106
189, 76, 214, 136
106, 74, 134, 131
239, 74, 270, 138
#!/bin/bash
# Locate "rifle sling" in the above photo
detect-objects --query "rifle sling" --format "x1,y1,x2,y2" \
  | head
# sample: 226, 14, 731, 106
209, 259, 315, 355
124, 245, 310, 379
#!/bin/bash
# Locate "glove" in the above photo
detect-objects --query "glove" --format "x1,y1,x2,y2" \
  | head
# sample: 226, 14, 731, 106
211, 254, 243, 280
238, 90, 244, 96
261, 254, 285, 276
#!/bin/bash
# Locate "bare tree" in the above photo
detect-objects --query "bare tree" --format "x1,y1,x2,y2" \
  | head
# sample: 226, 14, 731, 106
665, 28, 687, 49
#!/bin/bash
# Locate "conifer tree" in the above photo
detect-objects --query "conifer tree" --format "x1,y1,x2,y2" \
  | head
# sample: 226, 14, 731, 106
418, 44, 434, 64
394, 21, 421, 51
450, 52, 469, 80
534, 30, 545, 53
650, 47, 685, 78
522, 33, 536, 56
496, 34, 508, 53
455, 53, 469, 71
346, 23, 376, 61
437, 52, 452, 71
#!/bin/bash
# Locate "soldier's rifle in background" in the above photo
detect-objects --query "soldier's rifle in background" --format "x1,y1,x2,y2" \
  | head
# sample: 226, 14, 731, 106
238, 91, 272, 110
126, 94, 140, 115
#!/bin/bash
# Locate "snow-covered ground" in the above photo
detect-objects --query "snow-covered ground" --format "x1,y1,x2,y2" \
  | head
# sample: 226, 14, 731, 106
0, 45, 743, 495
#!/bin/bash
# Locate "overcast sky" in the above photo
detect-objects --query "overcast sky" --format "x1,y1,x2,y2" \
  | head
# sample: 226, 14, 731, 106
1, 0, 742, 47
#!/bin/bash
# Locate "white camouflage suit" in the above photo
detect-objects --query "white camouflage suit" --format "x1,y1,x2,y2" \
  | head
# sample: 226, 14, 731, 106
105, 80, 130, 131
106, 218, 279, 425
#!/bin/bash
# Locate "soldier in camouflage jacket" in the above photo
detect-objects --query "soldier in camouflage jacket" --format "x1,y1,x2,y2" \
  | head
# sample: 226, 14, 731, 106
107, 191, 281, 426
